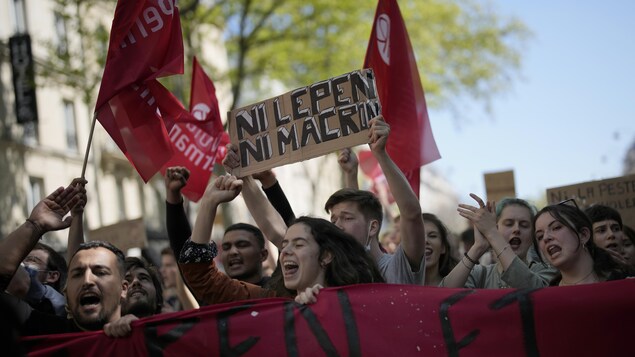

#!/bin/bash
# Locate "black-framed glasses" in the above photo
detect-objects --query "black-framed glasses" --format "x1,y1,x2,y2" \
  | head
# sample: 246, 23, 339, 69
557, 198, 579, 210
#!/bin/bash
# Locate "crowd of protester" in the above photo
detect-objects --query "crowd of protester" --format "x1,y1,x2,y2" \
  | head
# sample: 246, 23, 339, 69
1, 115, 633, 352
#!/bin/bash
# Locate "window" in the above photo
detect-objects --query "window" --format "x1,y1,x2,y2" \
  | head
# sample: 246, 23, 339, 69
22, 122, 39, 145
27, 177, 44, 214
12, 0, 28, 33
63, 100, 78, 151
116, 177, 126, 220
54, 11, 68, 56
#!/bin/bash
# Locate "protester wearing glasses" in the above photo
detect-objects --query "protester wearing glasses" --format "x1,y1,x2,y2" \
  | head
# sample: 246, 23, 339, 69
534, 202, 633, 286
441, 195, 556, 288
6, 243, 68, 317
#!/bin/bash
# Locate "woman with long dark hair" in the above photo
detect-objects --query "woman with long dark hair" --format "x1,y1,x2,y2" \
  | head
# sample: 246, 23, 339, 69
178, 175, 383, 305
533, 201, 632, 286
421, 213, 458, 286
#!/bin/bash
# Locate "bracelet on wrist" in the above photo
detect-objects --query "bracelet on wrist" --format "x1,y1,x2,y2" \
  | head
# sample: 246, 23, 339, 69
464, 252, 479, 265
25, 218, 44, 237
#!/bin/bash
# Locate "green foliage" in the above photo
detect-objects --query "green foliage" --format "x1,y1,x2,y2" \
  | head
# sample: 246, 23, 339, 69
38, 0, 114, 106
181, 0, 529, 111
39, 0, 530, 115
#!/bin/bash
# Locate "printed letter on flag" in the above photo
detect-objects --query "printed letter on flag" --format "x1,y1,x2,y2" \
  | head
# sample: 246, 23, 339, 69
160, 57, 227, 202
364, 0, 441, 197
95, 0, 184, 181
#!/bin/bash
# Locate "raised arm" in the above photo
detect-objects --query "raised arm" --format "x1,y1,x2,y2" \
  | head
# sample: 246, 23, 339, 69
223, 144, 287, 249
165, 166, 192, 257
0, 184, 79, 291
191, 175, 242, 245
369, 116, 425, 269
180, 175, 273, 304
67, 178, 87, 261
252, 169, 296, 226
338, 148, 359, 189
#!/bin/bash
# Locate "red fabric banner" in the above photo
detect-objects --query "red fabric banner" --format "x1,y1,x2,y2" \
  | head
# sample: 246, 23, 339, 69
159, 57, 227, 202
23, 280, 635, 356
95, 0, 184, 181
364, 0, 441, 197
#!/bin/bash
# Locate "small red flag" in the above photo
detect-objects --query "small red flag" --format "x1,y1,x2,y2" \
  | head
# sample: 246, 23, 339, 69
159, 57, 227, 202
364, 0, 440, 197
95, 0, 184, 181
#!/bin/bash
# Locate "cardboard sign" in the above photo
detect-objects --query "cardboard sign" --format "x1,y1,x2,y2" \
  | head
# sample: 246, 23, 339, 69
228, 69, 381, 176
484, 170, 516, 203
546, 174, 635, 227
23, 280, 635, 356
88, 218, 147, 254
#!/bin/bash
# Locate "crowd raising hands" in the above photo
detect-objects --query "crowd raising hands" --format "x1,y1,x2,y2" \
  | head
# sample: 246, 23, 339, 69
1, 115, 633, 351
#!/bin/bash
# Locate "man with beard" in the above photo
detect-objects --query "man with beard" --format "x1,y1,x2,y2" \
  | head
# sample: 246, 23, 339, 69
122, 257, 163, 317
0, 182, 137, 338
221, 223, 269, 286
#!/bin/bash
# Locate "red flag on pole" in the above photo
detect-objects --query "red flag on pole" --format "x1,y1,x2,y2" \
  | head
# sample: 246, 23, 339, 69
95, 0, 184, 181
364, 0, 441, 197
159, 57, 227, 202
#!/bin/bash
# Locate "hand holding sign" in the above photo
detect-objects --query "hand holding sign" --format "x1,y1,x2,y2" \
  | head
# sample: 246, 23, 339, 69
222, 143, 240, 176
368, 115, 390, 154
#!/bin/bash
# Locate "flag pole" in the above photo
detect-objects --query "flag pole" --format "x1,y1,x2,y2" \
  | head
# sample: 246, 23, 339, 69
81, 112, 98, 180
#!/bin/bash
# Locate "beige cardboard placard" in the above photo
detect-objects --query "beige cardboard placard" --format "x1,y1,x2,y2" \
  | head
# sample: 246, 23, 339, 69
88, 218, 147, 254
546, 174, 635, 227
228, 69, 381, 176
484, 170, 516, 203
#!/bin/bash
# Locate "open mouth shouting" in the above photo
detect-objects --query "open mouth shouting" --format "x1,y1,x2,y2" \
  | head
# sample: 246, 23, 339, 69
78, 290, 102, 313
545, 244, 562, 260
227, 258, 244, 270
282, 260, 299, 277
424, 247, 433, 259
604, 242, 620, 252
509, 237, 522, 250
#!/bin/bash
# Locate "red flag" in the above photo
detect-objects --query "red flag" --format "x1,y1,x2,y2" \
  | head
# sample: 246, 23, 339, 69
95, 0, 184, 181
364, 0, 440, 197
160, 57, 227, 202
